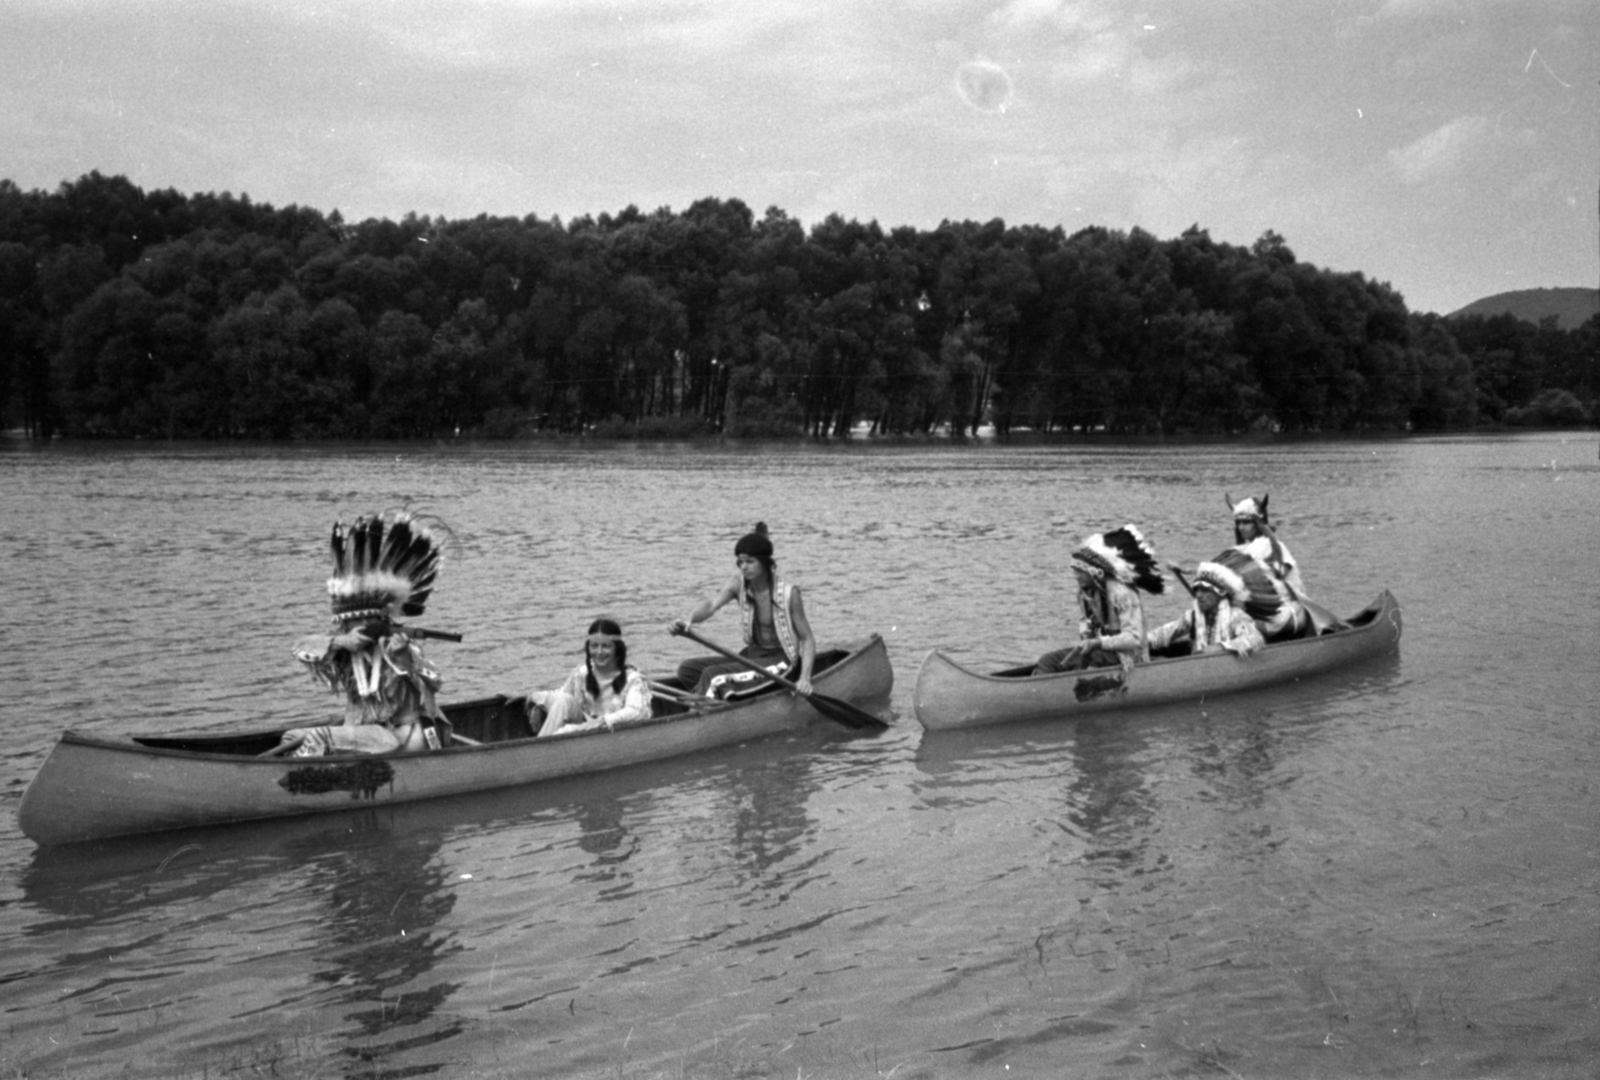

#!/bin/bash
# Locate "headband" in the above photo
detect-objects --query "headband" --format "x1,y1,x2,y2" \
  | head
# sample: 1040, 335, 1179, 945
1069, 556, 1106, 581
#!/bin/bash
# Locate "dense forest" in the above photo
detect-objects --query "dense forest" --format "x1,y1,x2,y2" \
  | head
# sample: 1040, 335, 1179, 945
1, 172, 1595, 439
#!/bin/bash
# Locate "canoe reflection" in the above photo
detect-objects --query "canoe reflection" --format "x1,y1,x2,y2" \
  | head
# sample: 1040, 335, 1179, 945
911, 648, 1403, 878
17, 731, 835, 1075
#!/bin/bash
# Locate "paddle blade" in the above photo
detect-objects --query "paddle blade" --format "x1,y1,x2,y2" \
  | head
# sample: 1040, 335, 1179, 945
806, 692, 887, 730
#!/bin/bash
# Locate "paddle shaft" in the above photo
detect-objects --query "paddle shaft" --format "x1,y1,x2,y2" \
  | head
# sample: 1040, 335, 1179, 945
670, 627, 883, 729
647, 679, 726, 707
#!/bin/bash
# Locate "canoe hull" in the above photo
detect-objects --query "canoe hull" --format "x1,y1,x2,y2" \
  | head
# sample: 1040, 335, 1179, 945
19, 636, 891, 846
913, 592, 1400, 731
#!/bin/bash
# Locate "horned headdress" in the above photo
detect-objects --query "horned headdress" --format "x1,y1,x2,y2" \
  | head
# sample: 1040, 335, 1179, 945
1227, 492, 1272, 544
1071, 525, 1168, 595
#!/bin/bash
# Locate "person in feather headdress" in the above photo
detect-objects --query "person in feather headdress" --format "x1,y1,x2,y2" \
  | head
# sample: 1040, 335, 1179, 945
1034, 525, 1167, 675
261, 511, 455, 757
1148, 558, 1267, 658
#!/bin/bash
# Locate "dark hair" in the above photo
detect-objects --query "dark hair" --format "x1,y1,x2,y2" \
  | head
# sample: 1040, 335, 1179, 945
585, 617, 628, 697
1229, 492, 1272, 546
734, 521, 776, 579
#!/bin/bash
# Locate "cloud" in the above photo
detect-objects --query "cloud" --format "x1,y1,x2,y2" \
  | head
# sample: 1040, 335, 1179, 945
1387, 115, 1491, 184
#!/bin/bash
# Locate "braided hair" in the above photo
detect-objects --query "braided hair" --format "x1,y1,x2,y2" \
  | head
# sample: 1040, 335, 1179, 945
584, 617, 629, 698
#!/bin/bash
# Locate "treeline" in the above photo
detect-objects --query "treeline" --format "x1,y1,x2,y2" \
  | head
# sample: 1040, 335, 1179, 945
1, 172, 1595, 439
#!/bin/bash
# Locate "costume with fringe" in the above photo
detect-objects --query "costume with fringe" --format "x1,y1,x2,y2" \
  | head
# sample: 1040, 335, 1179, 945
677, 574, 804, 696
279, 511, 452, 758
1036, 526, 1167, 674
530, 662, 652, 735
1149, 559, 1266, 657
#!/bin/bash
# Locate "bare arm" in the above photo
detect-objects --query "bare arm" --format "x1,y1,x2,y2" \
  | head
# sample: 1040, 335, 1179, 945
669, 571, 743, 635
787, 586, 817, 695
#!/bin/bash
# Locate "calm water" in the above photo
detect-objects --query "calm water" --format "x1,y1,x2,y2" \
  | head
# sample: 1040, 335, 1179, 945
1, 434, 1596, 1079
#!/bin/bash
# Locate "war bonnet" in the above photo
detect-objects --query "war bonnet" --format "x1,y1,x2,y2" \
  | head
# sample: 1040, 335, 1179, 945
1070, 525, 1167, 595
325, 511, 451, 621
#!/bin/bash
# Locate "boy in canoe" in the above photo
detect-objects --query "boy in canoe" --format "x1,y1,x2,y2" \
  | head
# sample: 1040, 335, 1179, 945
1034, 525, 1167, 676
668, 522, 817, 698
260, 511, 453, 758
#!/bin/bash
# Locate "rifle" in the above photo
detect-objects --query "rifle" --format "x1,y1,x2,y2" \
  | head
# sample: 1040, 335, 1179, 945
347, 619, 463, 643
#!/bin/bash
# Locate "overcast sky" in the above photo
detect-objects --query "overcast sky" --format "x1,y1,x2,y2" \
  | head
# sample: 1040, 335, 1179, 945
3, 0, 1595, 315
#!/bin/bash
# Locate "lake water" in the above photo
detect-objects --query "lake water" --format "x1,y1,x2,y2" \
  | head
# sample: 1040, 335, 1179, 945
1, 433, 1597, 1079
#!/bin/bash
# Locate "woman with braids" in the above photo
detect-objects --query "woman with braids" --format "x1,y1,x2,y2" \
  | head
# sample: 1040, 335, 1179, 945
667, 522, 817, 698
528, 617, 653, 736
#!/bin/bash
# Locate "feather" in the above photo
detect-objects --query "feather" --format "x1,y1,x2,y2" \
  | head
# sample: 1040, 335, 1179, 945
325, 510, 450, 620
1074, 524, 1167, 595
1214, 547, 1285, 621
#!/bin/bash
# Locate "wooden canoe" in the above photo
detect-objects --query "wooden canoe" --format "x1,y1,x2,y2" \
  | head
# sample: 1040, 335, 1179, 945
913, 592, 1400, 731
18, 635, 892, 847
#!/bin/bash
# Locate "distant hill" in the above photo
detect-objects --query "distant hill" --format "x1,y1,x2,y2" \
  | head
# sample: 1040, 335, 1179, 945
1447, 287, 1598, 330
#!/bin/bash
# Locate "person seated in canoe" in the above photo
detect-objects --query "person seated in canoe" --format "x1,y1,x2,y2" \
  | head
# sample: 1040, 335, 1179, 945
666, 522, 817, 698
527, 617, 653, 735
261, 511, 455, 758
1228, 492, 1347, 637
1148, 558, 1267, 658
1229, 491, 1311, 597
1033, 525, 1167, 676
1227, 493, 1313, 639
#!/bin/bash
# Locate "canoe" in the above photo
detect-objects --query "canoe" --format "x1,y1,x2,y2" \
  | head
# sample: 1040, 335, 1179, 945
913, 592, 1400, 731
18, 635, 892, 846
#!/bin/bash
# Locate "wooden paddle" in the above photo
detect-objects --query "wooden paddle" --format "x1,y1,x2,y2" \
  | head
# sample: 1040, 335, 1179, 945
1248, 525, 1348, 634
669, 627, 885, 730
647, 679, 728, 708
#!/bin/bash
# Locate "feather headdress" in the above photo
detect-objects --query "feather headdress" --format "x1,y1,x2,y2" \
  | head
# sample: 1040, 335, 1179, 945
1190, 559, 1250, 606
1071, 525, 1167, 595
1209, 546, 1287, 622
326, 511, 450, 621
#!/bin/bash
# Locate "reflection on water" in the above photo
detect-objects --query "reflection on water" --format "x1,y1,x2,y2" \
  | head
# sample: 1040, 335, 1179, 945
10, 734, 832, 1076
5, 435, 1599, 1078
1063, 716, 1160, 873
294, 829, 462, 1045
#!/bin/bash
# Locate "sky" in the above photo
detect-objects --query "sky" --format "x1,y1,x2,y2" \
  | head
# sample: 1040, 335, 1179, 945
2, 0, 1595, 316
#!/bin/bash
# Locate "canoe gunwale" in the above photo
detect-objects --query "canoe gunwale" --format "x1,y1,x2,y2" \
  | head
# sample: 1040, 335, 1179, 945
57, 637, 881, 762
20, 634, 891, 845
